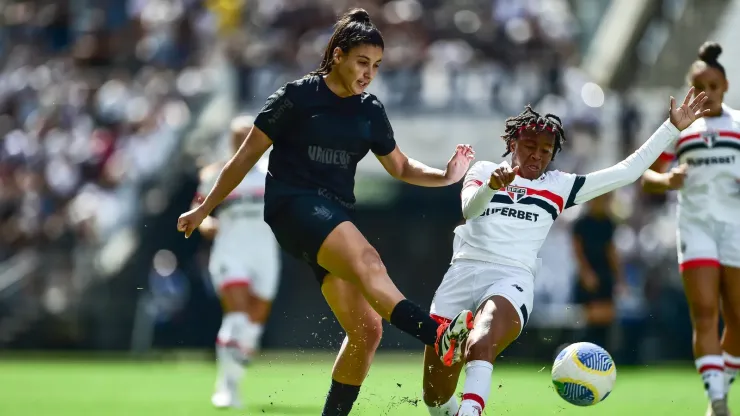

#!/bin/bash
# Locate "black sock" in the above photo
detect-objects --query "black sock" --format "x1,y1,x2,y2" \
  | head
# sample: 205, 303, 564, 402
322, 379, 361, 416
389, 299, 439, 346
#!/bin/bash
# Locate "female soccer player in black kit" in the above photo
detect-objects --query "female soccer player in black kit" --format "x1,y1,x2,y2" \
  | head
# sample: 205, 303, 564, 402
177, 8, 475, 416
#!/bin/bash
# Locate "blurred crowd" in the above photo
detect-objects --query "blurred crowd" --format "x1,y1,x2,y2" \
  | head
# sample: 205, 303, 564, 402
0, 0, 222, 264
0, 0, 696, 359
227, 0, 581, 115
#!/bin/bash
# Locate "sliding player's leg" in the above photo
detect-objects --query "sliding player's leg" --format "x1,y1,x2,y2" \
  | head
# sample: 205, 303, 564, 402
319, 274, 383, 416
455, 293, 524, 416
423, 260, 478, 415
427, 261, 532, 416
422, 344, 464, 416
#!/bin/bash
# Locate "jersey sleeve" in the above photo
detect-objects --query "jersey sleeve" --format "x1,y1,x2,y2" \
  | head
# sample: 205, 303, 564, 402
562, 119, 680, 207
460, 161, 497, 219
368, 98, 397, 156
253, 83, 297, 142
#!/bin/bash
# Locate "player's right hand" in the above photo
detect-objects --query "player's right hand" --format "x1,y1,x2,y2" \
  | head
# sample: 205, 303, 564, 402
665, 163, 688, 190
488, 164, 519, 190
177, 205, 208, 238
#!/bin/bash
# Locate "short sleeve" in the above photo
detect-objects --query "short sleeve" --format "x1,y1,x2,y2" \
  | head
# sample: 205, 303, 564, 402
368, 99, 397, 156
462, 161, 495, 192
253, 83, 297, 142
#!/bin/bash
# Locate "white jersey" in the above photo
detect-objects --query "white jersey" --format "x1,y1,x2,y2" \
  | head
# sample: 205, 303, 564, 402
660, 104, 740, 224
455, 120, 680, 275
196, 156, 280, 299
197, 157, 269, 223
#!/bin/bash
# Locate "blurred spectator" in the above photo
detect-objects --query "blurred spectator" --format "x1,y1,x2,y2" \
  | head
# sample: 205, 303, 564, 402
571, 192, 624, 349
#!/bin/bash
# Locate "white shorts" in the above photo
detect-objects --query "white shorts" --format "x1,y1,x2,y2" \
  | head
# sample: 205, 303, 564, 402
677, 219, 740, 271
208, 235, 281, 301
429, 259, 534, 334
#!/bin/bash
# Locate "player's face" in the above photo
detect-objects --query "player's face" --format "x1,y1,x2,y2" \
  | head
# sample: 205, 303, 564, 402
690, 65, 727, 116
511, 131, 555, 179
334, 44, 383, 95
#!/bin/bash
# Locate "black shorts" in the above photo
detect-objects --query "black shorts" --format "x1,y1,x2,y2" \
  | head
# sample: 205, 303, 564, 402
265, 196, 354, 284
573, 273, 614, 304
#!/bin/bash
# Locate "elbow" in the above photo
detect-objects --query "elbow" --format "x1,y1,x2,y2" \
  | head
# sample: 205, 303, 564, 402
392, 159, 410, 181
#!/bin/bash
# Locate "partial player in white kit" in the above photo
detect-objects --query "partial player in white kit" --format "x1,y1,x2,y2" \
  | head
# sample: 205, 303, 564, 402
194, 116, 281, 409
642, 42, 740, 416
422, 88, 709, 416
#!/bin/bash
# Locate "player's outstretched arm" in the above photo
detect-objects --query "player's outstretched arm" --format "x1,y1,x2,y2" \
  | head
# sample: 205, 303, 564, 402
376, 144, 475, 187
200, 126, 271, 214
571, 88, 708, 205
178, 125, 272, 238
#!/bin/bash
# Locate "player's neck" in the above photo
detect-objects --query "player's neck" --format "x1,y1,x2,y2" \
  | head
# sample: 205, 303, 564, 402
323, 73, 353, 98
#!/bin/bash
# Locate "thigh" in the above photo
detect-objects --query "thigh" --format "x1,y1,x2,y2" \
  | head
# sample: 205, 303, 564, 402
429, 261, 478, 322
316, 221, 380, 286
678, 220, 720, 272
321, 274, 383, 338
682, 266, 722, 321
476, 264, 535, 336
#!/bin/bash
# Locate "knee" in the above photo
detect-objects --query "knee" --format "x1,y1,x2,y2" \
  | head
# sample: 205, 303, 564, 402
351, 247, 388, 282
347, 313, 383, 352
691, 302, 719, 332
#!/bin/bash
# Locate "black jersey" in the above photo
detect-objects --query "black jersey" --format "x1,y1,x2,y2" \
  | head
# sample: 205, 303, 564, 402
253, 75, 397, 213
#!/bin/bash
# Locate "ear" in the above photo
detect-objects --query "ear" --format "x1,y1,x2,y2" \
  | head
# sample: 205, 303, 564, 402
332, 46, 344, 66
509, 140, 516, 154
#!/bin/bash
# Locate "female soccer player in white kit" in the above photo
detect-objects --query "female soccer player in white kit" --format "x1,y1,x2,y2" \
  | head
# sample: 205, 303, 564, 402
194, 116, 280, 409
422, 87, 709, 416
642, 42, 740, 416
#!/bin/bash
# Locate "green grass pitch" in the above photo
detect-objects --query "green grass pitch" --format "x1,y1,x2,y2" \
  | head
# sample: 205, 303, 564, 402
0, 352, 734, 415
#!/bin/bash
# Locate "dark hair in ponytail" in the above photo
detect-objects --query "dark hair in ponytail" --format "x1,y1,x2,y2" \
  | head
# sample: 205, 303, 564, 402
310, 8, 384, 76
688, 41, 726, 81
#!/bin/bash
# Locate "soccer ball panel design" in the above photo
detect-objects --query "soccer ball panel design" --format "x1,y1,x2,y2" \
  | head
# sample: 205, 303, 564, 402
551, 342, 616, 406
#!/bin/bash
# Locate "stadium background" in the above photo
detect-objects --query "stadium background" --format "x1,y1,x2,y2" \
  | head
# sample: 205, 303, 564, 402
1, 0, 740, 414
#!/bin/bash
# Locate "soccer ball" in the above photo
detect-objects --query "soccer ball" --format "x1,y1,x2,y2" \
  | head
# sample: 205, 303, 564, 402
551, 342, 616, 406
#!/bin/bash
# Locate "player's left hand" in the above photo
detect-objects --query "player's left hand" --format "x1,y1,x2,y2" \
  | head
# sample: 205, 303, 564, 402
669, 87, 710, 131
444, 144, 475, 184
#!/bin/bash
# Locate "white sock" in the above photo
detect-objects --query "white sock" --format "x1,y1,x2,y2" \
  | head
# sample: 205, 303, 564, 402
458, 360, 493, 415
723, 352, 740, 394
427, 395, 459, 416
696, 355, 726, 400
215, 312, 251, 386
242, 320, 265, 355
